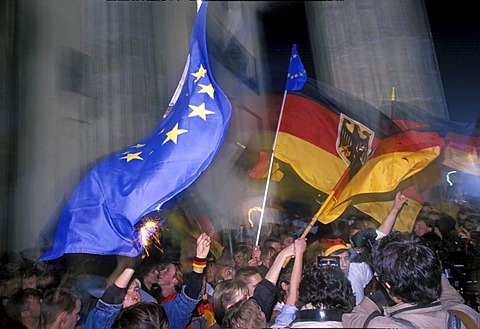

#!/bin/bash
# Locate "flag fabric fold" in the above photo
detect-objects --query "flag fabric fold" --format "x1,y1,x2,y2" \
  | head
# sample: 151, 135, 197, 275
285, 44, 307, 91
318, 130, 444, 227
389, 100, 480, 176
39, 2, 231, 261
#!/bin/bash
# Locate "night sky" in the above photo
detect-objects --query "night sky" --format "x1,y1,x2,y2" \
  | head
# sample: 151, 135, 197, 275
261, 2, 479, 124
425, 1, 480, 123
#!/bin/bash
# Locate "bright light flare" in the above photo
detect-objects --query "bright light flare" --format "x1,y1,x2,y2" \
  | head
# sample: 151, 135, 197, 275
140, 220, 158, 247
247, 206, 263, 228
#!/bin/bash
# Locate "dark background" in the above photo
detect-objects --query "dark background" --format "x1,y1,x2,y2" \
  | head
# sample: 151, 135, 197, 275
260, 1, 479, 124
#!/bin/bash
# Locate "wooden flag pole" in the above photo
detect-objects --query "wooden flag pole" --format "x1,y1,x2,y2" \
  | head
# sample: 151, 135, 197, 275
283, 147, 365, 266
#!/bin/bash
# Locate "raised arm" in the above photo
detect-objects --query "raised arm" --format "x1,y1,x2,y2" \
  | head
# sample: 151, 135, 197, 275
265, 243, 295, 285
377, 192, 408, 235
285, 238, 307, 306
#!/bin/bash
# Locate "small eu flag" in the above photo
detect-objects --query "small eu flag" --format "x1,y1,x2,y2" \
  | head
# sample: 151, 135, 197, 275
39, 2, 231, 261
285, 44, 307, 91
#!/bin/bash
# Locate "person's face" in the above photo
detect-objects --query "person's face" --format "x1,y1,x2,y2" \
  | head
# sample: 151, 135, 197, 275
63, 299, 81, 329
281, 238, 294, 249
205, 264, 217, 283
270, 242, 283, 252
233, 252, 248, 267
245, 273, 262, 297
123, 282, 140, 308
144, 268, 159, 285
22, 276, 37, 290
332, 250, 350, 276
414, 220, 432, 236
219, 266, 234, 281
157, 264, 177, 286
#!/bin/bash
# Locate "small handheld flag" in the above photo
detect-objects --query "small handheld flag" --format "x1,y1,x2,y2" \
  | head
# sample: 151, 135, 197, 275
285, 44, 307, 91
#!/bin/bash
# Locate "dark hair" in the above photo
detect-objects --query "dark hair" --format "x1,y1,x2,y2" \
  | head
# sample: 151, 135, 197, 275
135, 257, 158, 280
112, 302, 168, 329
6, 288, 43, 321
41, 288, 80, 326
372, 232, 442, 306
299, 266, 355, 313
221, 298, 266, 329
276, 263, 293, 303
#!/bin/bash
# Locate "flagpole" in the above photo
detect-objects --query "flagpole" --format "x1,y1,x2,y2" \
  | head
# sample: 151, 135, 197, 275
255, 89, 288, 246
282, 147, 365, 267
163, 0, 202, 119
300, 146, 365, 238
254, 44, 306, 247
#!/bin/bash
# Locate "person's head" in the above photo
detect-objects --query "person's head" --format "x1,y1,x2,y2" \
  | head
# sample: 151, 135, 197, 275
463, 214, 480, 233
412, 217, 434, 236
21, 268, 38, 290
299, 265, 355, 313
205, 261, 217, 285
6, 288, 43, 325
426, 210, 443, 222
234, 266, 262, 297
212, 279, 248, 325
112, 302, 168, 329
221, 298, 266, 329
280, 233, 296, 249
372, 232, 442, 306
259, 246, 276, 268
136, 258, 159, 287
322, 238, 351, 276
156, 262, 182, 289
232, 246, 251, 269
276, 264, 293, 303
41, 288, 81, 329
303, 243, 324, 267
123, 278, 141, 308
263, 237, 282, 252
215, 264, 235, 284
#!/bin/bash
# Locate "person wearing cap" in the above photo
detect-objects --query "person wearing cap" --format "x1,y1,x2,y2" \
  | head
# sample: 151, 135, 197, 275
324, 192, 409, 305
321, 237, 371, 306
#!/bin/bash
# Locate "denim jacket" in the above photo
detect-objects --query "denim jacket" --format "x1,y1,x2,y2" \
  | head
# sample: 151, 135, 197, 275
84, 285, 202, 329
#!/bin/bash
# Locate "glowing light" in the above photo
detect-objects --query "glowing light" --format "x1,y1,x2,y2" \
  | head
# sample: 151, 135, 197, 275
446, 170, 457, 186
247, 207, 263, 228
140, 220, 158, 247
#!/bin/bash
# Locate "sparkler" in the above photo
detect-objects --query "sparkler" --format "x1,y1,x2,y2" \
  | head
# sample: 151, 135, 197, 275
134, 216, 166, 256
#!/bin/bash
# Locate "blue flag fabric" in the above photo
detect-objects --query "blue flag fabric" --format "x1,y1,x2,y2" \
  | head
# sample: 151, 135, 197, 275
285, 44, 307, 91
39, 2, 231, 261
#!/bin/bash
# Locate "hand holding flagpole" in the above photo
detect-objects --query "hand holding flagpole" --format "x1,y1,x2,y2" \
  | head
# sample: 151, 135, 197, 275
254, 44, 307, 246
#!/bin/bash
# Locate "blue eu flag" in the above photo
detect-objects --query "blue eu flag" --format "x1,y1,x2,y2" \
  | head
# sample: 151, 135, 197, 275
39, 2, 231, 261
285, 44, 307, 91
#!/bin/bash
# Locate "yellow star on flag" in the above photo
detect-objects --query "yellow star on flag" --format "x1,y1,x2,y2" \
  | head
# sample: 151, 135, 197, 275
120, 152, 143, 162
191, 64, 207, 82
163, 123, 188, 145
188, 103, 215, 121
134, 143, 145, 148
198, 83, 215, 99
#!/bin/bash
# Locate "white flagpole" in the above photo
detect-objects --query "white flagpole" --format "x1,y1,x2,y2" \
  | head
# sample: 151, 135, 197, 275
254, 89, 288, 246
163, 0, 202, 119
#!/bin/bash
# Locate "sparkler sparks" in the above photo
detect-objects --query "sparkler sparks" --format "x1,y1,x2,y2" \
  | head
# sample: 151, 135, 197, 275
134, 216, 166, 256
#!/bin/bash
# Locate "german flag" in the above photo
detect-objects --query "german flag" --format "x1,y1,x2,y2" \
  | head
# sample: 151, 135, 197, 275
389, 100, 480, 176
318, 130, 444, 232
275, 80, 385, 196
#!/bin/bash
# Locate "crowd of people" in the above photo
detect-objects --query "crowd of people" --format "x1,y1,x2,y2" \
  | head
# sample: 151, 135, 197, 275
1, 192, 479, 328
